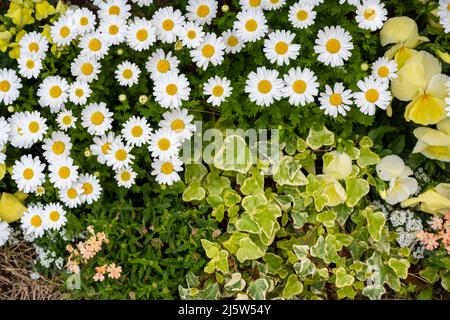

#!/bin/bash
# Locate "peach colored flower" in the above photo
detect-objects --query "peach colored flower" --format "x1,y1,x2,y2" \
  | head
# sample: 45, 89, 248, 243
87, 225, 95, 235
424, 234, 440, 251
96, 232, 108, 243
66, 244, 74, 253
66, 260, 80, 274
416, 231, 428, 241
107, 263, 122, 279
440, 229, 450, 246
429, 216, 444, 230
93, 272, 105, 282
95, 265, 107, 274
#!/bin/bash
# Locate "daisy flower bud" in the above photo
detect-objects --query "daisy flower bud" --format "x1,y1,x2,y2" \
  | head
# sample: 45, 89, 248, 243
221, 4, 229, 13
139, 95, 148, 104
360, 62, 369, 71
118, 94, 127, 102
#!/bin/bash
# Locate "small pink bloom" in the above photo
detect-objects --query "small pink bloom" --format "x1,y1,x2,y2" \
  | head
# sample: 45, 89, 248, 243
424, 234, 440, 251
429, 217, 444, 230
416, 231, 428, 241
93, 272, 105, 282
107, 263, 122, 279
95, 265, 107, 274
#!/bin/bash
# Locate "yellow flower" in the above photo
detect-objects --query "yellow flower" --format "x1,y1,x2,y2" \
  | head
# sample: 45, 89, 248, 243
0, 31, 13, 52
404, 74, 449, 125
381, 17, 429, 59
6, 3, 35, 27
8, 29, 27, 60
392, 50, 441, 101
401, 183, 450, 215
34, 0, 56, 21
0, 192, 27, 223
322, 151, 353, 180
436, 50, 450, 64
412, 118, 450, 162
316, 175, 346, 207
0, 164, 6, 181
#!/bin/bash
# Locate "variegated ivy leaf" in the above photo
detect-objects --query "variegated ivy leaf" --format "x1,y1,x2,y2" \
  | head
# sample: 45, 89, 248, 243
273, 156, 308, 186
182, 180, 206, 202
345, 177, 370, 207
293, 257, 316, 279
213, 135, 253, 174
205, 172, 230, 195
365, 207, 386, 242
235, 237, 265, 263
235, 212, 260, 234
306, 126, 335, 150
240, 177, 263, 195
247, 278, 269, 300
335, 267, 355, 288
224, 273, 246, 292
316, 210, 337, 228
357, 147, 380, 168
184, 163, 208, 184
388, 258, 410, 279
241, 193, 267, 213
282, 274, 303, 299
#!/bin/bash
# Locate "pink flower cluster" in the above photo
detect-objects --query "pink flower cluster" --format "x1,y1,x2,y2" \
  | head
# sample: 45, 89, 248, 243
93, 263, 122, 282
416, 212, 450, 253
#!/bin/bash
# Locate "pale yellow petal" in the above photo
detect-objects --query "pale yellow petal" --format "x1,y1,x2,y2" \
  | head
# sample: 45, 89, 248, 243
426, 74, 450, 99
376, 155, 405, 181
380, 17, 419, 46
404, 93, 446, 125
437, 118, 450, 136
0, 192, 27, 223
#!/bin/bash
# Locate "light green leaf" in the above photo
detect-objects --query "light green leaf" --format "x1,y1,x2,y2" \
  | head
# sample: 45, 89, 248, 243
388, 258, 410, 279
292, 210, 308, 229
241, 193, 267, 213
182, 180, 206, 202
419, 267, 439, 284
224, 273, 246, 292
247, 278, 269, 300
441, 272, 450, 292
365, 208, 386, 242
306, 126, 335, 150
236, 237, 265, 263
357, 147, 380, 168
345, 177, 370, 207
184, 164, 208, 183
316, 210, 337, 228
236, 212, 260, 234
273, 156, 308, 186
223, 190, 242, 207
293, 257, 316, 279
335, 267, 354, 288
282, 275, 303, 299
214, 135, 253, 174
292, 245, 309, 260
241, 177, 262, 195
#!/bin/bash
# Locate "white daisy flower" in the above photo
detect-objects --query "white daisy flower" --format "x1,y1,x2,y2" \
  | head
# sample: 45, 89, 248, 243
20, 204, 46, 239
78, 173, 102, 204
371, 56, 398, 81
234, 9, 268, 43
12, 155, 46, 193
42, 131, 72, 162
51, 15, 77, 47
151, 157, 183, 185
115, 167, 137, 188
59, 184, 83, 208
98, 0, 131, 20
19, 31, 48, 59
115, 61, 141, 87
263, 30, 300, 66
9, 111, 48, 149
263, 0, 286, 10
81, 102, 114, 136
186, 0, 218, 25
177, 21, 205, 49
244, 67, 284, 107
99, 15, 128, 45
239, 0, 264, 10
339, 0, 361, 5
355, 0, 388, 31
203, 76, 233, 106
57, 109, 77, 131
145, 49, 180, 80
160, 108, 196, 142
222, 29, 245, 54
148, 129, 181, 161
438, 1, 450, 33
0, 220, 11, 247
151, 6, 185, 43
37, 76, 69, 112
130, 0, 154, 6
121, 116, 152, 147
49, 157, 79, 190
17, 53, 43, 79
104, 140, 135, 170
91, 132, 122, 164
0, 117, 10, 148
71, 55, 101, 83
79, 31, 110, 60
0, 68, 22, 105
190, 33, 226, 70
153, 71, 191, 109
73, 8, 97, 35
354, 76, 392, 115
319, 82, 353, 117
314, 25, 354, 67
282, 67, 319, 107
69, 81, 91, 105
42, 202, 67, 231
126, 17, 157, 51
288, 2, 316, 29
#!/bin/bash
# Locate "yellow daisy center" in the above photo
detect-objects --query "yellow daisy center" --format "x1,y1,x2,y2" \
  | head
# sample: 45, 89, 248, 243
28, 42, 39, 52
377, 66, 389, 78
171, 119, 185, 132
166, 84, 178, 96
249, 0, 261, 7
115, 149, 127, 161
121, 171, 131, 181
227, 36, 238, 47
245, 19, 258, 32
28, 121, 40, 133
363, 8, 376, 21
52, 141, 66, 155
122, 69, 133, 79
23, 168, 34, 180
62, 115, 72, 125
91, 112, 104, 125
88, 38, 102, 52
0, 80, 11, 92
101, 142, 111, 154
187, 30, 196, 39
329, 93, 342, 106
365, 89, 379, 103
81, 63, 93, 75
67, 188, 77, 199
80, 17, 89, 26
158, 138, 171, 151
197, 5, 210, 17
50, 85, 62, 98
202, 44, 215, 58
59, 26, 70, 38
109, 5, 120, 15
157, 59, 170, 73
293, 80, 307, 94
297, 10, 308, 21
131, 125, 143, 137
58, 166, 71, 179
83, 183, 93, 195
26, 59, 35, 69
212, 85, 224, 97
75, 88, 84, 97
161, 162, 174, 175
326, 38, 341, 54
31, 215, 42, 227
109, 25, 119, 35
275, 41, 289, 55
49, 211, 60, 222
162, 19, 174, 31
136, 29, 148, 41
257, 80, 272, 94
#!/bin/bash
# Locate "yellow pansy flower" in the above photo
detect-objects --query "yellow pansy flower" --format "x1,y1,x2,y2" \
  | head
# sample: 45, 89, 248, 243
316, 175, 346, 207
322, 151, 353, 180
401, 183, 450, 215
412, 118, 450, 162
34, 0, 56, 21
0, 192, 27, 223
0, 30, 13, 52
6, 3, 35, 27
